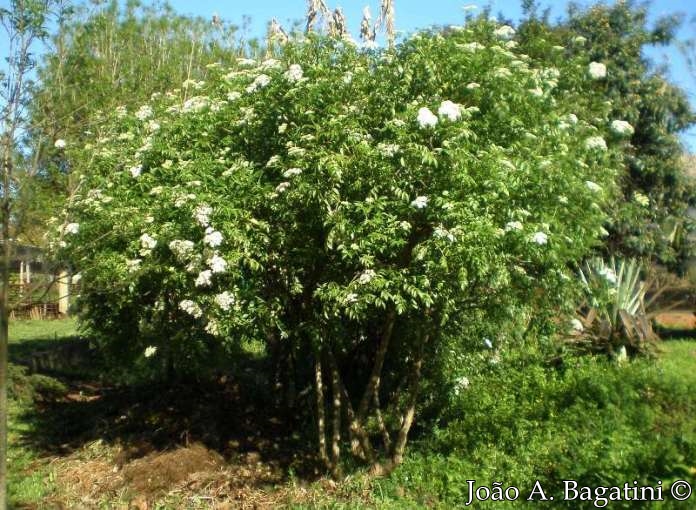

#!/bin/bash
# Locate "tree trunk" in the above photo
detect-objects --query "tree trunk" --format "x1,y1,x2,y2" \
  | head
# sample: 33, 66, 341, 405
314, 353, 329, 467
370, 332, 429, 477
390, 356, 423, 467
357, 307, 396, 422
373, 388, 392, 452
0, 134, 12, 510
327, 350, 374, 463
329, 352, 342, 478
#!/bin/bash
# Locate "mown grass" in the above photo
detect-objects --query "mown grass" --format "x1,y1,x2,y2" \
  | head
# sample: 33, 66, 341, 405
6, 319, 696, 509
9, 318, 79, 344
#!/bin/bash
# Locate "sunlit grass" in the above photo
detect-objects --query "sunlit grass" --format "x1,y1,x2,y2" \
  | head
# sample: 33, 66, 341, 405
9, 318, 79, 343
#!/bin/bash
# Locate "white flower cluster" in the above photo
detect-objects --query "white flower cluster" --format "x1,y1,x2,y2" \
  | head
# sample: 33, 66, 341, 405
144, 346, 157, 358
140, 233, 157, 249
453, 376, 470, 396
261, 58, 282, 70
460, 41, 485, 52
434, 226, 455, 242
179, 299, 203, 318
205, 320, 221, 337
174, 193, 196, 208
505, 221, 523, 232
358, 269, 376, 284
182, 79, 205, 90
126, 258, 141, 272
418, 100, 464, 128
182, 96, 210, 113
530, 231, 548, 245
283, 168, 302, 178
54, 139, 66, 149
410, 196, 428, 209
437, 100, 462, 121
194, 204, 212, 227
494, 25, 516, 40
275, 182, 291, 194
169, 239, 195, 260
247, 74, 271, 93
203, 227, 223, 247
588, 62, 606, 80
585, 181, 602, 192
63, 223, 80, 235
417, 107, 438, 128
584, 136, 607, 151
215, 291, 235, 311
377, 143, 400, 157
135, 105, 153, 121
129, 166, 142, 178
284, 64, 303, 82
195, 269, 213, 287
610, 120, 634, 137
207, 254, 227, 273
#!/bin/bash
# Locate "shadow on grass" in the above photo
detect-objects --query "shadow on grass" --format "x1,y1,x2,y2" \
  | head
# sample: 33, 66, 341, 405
10, 336, 319, 492
656, 326, 696, 340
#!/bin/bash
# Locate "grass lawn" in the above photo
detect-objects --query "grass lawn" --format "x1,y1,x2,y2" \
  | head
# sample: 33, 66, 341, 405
6, 319, 696, 509
9, 318, 79, 344
8, 320, 78, 507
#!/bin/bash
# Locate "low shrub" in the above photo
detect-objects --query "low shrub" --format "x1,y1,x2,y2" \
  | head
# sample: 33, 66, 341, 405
380, 342, 696, 509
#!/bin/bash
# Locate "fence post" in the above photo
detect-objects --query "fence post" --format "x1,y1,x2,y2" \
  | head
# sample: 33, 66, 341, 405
57, 270, 70, 316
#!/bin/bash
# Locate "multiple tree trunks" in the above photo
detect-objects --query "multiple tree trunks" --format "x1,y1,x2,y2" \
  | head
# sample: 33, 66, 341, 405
313, 312, 429, 478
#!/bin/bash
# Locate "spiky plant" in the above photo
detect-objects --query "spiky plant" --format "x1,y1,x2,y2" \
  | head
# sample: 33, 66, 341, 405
328, 7, 347, 39
305, 0, 330, 33
360, 6, 376, 44
574, 257, 657, 357
377, 0, 396, 47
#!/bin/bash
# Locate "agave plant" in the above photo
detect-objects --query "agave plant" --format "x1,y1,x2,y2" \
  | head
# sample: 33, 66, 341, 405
579, 257, 648, 323
573, 257, 657, 357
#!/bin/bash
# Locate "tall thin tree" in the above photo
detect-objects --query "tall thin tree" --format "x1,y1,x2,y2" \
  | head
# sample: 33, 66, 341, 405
0, 1, 63, 506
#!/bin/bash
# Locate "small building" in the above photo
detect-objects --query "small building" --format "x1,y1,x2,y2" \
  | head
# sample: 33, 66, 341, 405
2, 241, 71, 319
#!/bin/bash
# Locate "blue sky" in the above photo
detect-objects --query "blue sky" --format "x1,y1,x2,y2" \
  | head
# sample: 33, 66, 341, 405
2, 0, 696, 148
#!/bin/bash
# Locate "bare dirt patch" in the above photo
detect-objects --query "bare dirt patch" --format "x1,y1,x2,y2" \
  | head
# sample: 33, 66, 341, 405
19, 372, 328, 508
50, 440, 360, 509
121, 443, 225, 495
654, 311, 696, 331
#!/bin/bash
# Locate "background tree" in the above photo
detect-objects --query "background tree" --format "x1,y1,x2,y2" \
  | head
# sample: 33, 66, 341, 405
519, 0, 695, 271
22, 0, 245, 243
0, 1, 65, 506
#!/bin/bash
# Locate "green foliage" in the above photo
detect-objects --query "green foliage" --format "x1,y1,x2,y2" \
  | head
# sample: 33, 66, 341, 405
49, 17, 634, 466
379, 341, 696, 509
55, 19, 622, 369
8, 363, 67, 402
22, 0, 242, 244
519, 1, 696, 270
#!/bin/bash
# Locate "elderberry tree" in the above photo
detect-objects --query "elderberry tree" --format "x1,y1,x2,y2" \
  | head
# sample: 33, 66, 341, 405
52, 18, 628, 473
